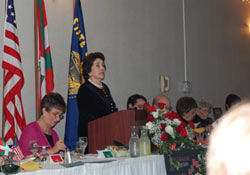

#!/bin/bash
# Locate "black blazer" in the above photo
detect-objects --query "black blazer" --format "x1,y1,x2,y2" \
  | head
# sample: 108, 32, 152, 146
77, 80, 117, 138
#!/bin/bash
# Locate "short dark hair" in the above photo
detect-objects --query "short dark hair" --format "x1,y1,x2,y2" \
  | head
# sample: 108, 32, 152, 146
127, 94, 147, 109
83, 52, 106, 80
41, 92, 66, 114
225, 94, 241, 110
176, 96, 197, 117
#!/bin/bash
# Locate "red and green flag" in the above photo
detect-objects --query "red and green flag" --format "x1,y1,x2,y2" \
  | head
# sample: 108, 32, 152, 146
37, 0, 54, 110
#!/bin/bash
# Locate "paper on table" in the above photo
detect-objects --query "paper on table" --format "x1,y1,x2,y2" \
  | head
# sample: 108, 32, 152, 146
20, 161, 43, 171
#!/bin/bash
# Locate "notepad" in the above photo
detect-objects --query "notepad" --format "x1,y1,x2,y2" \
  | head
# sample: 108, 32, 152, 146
20, 161, 43, 171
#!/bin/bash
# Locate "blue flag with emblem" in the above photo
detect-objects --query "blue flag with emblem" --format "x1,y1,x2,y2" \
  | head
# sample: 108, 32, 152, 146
64, 0, 88, 151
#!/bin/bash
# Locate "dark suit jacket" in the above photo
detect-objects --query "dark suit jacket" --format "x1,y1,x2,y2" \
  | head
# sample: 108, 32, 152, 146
77, 80, 117, 138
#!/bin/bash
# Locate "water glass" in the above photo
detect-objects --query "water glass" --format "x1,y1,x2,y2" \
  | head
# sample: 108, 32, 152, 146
40, 145, 48, 162
75, 140, 87, 158
196, 132, 204, 145
79, 137, 88, 153
29, 140, 39, 157
79, 137, 88, 145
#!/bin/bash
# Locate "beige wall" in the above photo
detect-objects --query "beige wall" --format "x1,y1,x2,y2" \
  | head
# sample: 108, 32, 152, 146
1, 0, 250, 139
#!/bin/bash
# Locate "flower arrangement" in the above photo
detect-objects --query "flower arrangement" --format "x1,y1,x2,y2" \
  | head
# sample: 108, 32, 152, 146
143, 102, 203, 155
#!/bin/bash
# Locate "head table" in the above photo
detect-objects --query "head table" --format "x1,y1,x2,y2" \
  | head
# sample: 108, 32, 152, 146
5, 154, 166, 175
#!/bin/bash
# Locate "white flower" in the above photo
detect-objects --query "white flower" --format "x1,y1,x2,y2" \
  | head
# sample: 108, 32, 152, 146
173, 118, 181, 125
152, 109, 159, 119
146, 122, 153, 130
165, 125, 175, 138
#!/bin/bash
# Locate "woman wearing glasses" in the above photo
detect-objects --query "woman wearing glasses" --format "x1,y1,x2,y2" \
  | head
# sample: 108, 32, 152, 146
19, 92, 66, 157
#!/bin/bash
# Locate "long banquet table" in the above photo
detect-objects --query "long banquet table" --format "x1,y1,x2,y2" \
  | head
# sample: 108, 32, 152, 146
11, 154, 167, 175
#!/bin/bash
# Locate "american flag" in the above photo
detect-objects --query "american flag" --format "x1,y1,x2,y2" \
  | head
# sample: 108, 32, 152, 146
2, 0, 26, 145
12, 146, 24, 161
12, 137, 24, 161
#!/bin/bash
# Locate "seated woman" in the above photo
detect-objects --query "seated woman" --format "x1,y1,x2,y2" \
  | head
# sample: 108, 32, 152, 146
176, 96, 197, 136
19, 92, 66, 157
192, 99, 213, 128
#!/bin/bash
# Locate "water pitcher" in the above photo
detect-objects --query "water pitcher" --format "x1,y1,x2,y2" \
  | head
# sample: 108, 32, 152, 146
140, 127, 151, 156
129, 126, 140, 157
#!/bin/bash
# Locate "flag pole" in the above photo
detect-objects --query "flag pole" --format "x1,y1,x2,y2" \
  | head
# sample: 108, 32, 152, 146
1, 71, 5, 137
2, 0, 7, 138
34, 0, 39, 121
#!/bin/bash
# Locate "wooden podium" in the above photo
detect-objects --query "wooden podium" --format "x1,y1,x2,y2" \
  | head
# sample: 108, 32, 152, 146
88, 110, 147, 153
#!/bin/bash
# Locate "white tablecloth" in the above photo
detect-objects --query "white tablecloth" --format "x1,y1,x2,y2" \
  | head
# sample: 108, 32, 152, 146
14, 155, 166, 175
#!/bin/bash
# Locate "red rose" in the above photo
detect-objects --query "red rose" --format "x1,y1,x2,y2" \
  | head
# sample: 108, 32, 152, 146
148, 106, 156, 112
161, 133, 168, 141
143, 102, 150, 110
188, 121, 195, 129
176, 124, 187, 137
146, 114, 154, 122
163, 112, 178, 120
163, 113, 169, 118
168, 143, 176, 151
160, 123, 166, 131
158, 102, 165, 109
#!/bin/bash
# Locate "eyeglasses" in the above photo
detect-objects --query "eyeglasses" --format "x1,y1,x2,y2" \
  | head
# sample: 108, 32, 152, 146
50, 111, 64, 120
200, 108, 211, 113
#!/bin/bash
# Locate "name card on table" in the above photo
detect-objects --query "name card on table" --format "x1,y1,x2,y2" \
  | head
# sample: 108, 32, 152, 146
164, 150, 203, 175
50, 154, 63, 164
97, 150, 114, 159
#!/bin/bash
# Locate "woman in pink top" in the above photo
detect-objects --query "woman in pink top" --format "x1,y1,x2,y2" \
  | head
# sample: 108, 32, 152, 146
19, 92, 66, 157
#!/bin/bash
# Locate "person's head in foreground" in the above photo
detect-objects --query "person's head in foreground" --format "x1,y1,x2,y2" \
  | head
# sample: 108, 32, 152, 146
207, 100, 250, 175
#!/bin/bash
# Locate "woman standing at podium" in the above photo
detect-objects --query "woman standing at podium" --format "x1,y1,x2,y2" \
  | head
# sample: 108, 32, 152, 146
77, 52, 118, 140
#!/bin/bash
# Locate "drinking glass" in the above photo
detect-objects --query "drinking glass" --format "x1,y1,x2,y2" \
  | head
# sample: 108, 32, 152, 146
188, 128, 195, 140
75, 141, 84, 158
196, 132, 204, 145
79, 137, 88, 145
39, 145, 48, 162
29, 140, 39, 159
205, 126, 211, 143
79, 137, 88, 156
